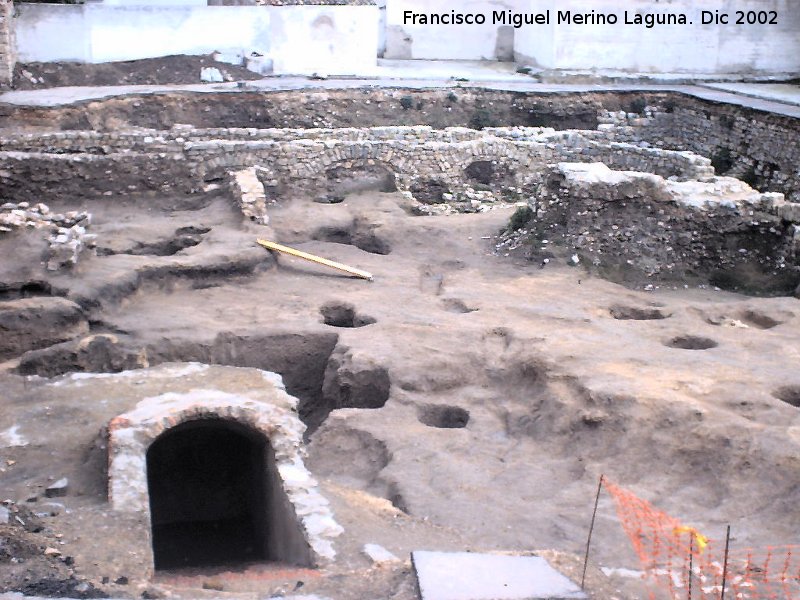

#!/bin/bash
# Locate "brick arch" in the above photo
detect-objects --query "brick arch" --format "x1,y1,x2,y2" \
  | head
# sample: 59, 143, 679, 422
107, 386, 342, 567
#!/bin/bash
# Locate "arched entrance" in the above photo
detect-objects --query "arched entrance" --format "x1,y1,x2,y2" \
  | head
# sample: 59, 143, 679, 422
107, 380, 342, 571
146, 419, 269, 570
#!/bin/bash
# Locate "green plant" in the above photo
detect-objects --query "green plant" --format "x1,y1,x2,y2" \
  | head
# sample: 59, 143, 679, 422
400, 96, 413, 110
628, 97, 647, 115
469, 108, 496, 130
507, 206, 533, 232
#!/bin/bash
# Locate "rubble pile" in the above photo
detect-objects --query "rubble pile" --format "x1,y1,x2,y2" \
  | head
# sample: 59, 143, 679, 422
0, 202, 94, 270
499, 162, 800, 293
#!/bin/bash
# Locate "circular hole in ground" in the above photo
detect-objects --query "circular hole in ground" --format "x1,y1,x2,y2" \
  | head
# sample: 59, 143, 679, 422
418, 405, 470, 429
610, 305, 669, 320
320, 302, 376, 328
665, 336, 718, 350
772, 385, 800, 408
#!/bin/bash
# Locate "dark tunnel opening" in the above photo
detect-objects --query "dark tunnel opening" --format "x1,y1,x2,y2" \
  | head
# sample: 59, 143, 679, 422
146, 419, 270, 570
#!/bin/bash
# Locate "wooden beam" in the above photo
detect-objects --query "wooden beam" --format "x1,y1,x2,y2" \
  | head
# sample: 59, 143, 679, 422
257, 239, 374, 282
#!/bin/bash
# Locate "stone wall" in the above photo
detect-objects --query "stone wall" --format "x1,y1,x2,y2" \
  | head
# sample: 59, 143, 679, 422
0, 0, 15, 86
600, 99, 800, 203
0, 150, 196, 202
3, 89, 795, 203
0, 125, 713, 206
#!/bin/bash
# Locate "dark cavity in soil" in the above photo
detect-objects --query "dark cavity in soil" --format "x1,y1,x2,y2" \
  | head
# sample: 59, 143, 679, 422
0, 281, 56, 301
610, 305, 670, 320
772, 385, 800, 408
666, 336, 719, 350
320, 302, 376, 328
418, 405, 470, 429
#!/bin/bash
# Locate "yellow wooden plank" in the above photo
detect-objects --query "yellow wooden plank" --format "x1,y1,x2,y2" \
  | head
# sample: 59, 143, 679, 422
257, 239, 374, 282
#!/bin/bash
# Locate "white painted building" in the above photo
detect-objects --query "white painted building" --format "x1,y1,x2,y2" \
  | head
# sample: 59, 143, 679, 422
14, 1, 378, 75
9, 0, 800, 76
386, 0, 800, 75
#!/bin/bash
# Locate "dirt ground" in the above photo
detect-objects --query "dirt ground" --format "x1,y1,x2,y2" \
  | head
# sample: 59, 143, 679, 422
12, 55, 263, 91
0, 56, 798, 599
0, 183, 798, 599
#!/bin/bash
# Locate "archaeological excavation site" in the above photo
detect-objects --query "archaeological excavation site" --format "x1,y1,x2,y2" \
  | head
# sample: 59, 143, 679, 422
0, 81, 798, 600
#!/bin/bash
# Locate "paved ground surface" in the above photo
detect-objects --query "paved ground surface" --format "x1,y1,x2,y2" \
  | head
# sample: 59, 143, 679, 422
2, 60, 799, 118
702, 82, 800, 107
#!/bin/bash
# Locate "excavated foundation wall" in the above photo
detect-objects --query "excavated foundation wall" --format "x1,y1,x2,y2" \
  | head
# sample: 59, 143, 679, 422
1, 90, 799, 294
0, 126, 713, 204
599, 95, 800, 203
1, 90, 797, 200
522, 163, 800, 293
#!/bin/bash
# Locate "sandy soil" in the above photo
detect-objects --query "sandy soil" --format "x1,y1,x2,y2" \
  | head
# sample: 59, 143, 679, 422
0, 184, 798, 599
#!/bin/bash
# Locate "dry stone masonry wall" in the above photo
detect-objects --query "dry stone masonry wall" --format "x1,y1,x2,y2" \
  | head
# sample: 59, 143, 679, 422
0, 125, 713, 206
1, 96, 798, 291
2, 88, 797, 200
599, 99, 800, 203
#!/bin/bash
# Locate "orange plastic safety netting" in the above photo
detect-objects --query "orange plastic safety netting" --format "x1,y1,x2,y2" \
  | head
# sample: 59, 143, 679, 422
602, 478, 800, 599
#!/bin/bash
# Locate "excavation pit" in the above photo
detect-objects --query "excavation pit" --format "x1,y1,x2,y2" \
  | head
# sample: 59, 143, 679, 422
772, 385, 800, 408
418, 405, 470, 429
320, 302, 376, 328
739, 309, 783, 330
1, 83, 800, 599
665, 336, 719, 350
609, 305, 670, 321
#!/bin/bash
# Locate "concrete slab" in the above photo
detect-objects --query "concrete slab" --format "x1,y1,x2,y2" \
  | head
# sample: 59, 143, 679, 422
373, 59, 530, 83
700, 83, 800, 107
411, 551, 587, 600
1, 58, 800, 119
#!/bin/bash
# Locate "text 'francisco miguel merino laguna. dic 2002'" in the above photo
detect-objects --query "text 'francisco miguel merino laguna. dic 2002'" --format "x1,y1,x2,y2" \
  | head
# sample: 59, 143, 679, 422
402, 9, 693, 28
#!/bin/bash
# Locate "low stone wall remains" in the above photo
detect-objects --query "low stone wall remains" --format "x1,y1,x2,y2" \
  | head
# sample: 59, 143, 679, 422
599, 99, 800, 203
0, 125, 714, 207
515, 162, 800, 292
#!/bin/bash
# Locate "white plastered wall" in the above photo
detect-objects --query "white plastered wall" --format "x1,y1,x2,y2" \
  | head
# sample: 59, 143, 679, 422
270, 6, 378, 75
385, 0, 518, 60
388, 0, 800, 74
14, 3, 378, 75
